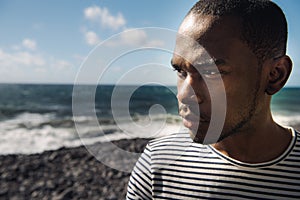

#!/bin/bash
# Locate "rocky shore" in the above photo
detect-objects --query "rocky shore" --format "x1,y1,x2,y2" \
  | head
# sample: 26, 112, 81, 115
1, 127, 299, 200
0, 138, 149, 200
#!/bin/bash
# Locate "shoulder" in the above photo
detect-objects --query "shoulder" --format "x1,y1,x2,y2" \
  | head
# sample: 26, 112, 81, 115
148, 132, 193, 150
146, 132, 210, 161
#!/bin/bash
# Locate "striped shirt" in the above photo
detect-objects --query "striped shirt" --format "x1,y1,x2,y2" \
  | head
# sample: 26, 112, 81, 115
126, 128, 300, 199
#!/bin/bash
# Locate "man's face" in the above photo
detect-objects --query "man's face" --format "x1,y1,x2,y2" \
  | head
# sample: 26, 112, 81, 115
172, 14, 266, 144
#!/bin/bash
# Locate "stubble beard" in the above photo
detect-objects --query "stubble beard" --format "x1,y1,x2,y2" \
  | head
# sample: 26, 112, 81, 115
216, 66, 263, 143
216, 89, 259, 142
191, 89, 260, 144
192, 67, 262, 144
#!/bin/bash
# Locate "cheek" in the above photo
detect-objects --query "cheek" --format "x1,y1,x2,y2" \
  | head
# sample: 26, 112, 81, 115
222, 74, 259, 113
224, 66, 260, 102
226, 83, 252, 105
177, 77, 183, 87
223, 86, 258, 127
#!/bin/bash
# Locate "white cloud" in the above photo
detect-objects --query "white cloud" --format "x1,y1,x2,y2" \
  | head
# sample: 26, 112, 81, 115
120, 29, 147, 46
84, 6, 101, 20
84, 6, 126, 30
51, 60, 74, 71
22, 39, 37, 50
0, 49, 45, 67
84, 31, 100, 46
0, 48, 75, 83
105, 29, 165, 47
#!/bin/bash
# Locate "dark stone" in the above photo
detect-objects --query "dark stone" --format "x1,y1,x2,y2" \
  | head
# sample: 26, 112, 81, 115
0, 187, 8, 196
57, 188, 74, 200
0, 138, 149, 199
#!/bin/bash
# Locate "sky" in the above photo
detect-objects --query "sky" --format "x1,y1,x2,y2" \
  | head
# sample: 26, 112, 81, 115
0, 0, 299, 86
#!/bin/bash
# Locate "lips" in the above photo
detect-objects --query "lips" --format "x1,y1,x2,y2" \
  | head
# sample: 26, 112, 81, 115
182, 117, 198, 129
182, 115, 209, 129
179, 104, 210, 129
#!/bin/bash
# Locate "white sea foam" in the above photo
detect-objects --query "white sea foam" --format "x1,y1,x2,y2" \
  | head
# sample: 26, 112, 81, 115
1, 111, 298, 155
273, 113, 300, 126
0, 112, 55, 130
0, 113, 184, 155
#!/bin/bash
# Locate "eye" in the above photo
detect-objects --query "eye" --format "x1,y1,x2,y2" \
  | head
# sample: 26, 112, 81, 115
173, 66, 187, 78
200, 69, 224, 79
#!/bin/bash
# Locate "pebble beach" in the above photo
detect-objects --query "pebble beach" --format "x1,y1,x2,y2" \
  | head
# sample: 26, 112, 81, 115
0, 138, 149, 200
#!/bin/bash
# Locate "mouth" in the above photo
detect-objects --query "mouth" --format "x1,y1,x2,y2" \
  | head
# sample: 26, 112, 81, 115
182, 115, 209, 129
178, 103, 210, 129
182, 117, 198, 129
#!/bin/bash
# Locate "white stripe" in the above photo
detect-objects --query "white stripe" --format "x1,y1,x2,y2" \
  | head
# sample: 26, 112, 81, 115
127, 130, 300, 199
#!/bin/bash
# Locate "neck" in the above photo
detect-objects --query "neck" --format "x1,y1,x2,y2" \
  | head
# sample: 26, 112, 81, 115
212, 111, 292, 164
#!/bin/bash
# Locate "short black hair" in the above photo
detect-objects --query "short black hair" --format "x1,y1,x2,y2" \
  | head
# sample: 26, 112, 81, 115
188, 0, 288, 62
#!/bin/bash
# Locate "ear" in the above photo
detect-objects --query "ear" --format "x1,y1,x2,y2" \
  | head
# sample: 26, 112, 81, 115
265, 55, 292, 95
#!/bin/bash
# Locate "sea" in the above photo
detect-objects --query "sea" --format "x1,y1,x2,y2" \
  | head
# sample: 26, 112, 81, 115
0, 84, 299, 155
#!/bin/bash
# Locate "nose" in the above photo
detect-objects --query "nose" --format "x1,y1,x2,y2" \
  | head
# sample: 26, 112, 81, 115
177, 76, 203, 105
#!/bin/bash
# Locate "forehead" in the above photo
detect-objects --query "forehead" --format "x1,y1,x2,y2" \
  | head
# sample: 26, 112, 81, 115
173, 14, 243, 64
179, 14, 242, 40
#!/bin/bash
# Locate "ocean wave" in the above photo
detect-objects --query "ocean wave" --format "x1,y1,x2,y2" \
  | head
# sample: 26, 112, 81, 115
0, 112, 183, 155
273, 112, 300, 126
2, 111, 300, 155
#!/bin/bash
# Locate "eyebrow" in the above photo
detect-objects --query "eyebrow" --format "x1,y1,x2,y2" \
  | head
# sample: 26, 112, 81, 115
195, 58, 226, 67
170, 58, 226, 69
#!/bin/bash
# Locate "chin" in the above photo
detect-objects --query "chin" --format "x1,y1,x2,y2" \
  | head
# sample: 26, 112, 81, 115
188, 129, 207, 144
188, 125, 227, 145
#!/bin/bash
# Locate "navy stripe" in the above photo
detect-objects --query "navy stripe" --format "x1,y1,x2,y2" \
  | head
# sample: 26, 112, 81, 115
138, 155, 151, 174
276, 162, 300, 168
150, 143, 191, 148
153, 184, 268, 200
135, 164, 152, 189
153, 193, 227, 200
130, 174, 151, 198
152, 162, 300, 181
152, 167, 300, 186
283, 158, 300, 162
126, 185, 137, 199
153, 179, 299, 199
151, 157, 232, 166
153, 149, 214, 155
153, 173, 300, 193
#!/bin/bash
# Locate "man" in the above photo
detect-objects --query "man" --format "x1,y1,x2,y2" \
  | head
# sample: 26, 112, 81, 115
127, 0, 300, 199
